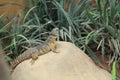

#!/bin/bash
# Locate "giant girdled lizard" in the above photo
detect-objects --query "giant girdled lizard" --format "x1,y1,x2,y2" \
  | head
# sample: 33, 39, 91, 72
11, 28, 59, 69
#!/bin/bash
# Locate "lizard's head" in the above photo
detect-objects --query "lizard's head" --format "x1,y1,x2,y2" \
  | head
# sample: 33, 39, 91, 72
50, 28, 59, 36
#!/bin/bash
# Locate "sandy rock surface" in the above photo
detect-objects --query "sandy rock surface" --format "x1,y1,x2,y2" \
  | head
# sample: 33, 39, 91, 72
12, 41, 112, 80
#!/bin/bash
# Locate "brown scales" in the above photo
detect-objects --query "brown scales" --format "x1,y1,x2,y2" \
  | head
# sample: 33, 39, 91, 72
11, 28, 59, 70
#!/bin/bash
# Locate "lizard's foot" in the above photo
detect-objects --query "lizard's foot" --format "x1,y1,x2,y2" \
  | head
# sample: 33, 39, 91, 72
52, 49, 59, 53
31, 52, 39, 65
52, 45, 59, 53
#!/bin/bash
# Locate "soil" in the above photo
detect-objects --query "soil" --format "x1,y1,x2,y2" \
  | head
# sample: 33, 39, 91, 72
93, 51, 120, 77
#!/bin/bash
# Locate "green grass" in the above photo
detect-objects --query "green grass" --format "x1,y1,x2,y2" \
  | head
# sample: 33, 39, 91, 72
111, 61, 117, 80
87, 0, 120, 64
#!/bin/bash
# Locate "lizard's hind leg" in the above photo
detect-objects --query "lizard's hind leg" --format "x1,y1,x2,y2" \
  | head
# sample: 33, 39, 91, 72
30, 51, 39, 64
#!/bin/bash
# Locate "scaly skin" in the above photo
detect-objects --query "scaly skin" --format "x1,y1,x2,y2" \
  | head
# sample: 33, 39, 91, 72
11, 28, 59, 69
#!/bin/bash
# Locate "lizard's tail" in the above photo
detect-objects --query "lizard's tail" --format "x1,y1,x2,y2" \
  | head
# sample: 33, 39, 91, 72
10, 61, 16, 69
10, 54, 31, 70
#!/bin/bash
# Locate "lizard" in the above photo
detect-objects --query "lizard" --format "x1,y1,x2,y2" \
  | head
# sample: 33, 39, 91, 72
10, 28, 59, 70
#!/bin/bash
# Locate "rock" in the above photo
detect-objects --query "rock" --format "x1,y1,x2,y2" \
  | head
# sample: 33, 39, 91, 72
12, 41, 112, 80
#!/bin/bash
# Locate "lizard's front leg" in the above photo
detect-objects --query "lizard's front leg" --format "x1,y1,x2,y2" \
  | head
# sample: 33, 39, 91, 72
51, 45, 59, 53
31, 51, 39, 64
